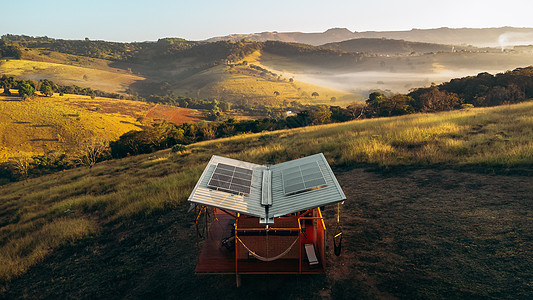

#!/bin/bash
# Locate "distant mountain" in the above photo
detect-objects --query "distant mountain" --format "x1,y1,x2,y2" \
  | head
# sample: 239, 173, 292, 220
320, 38, 480, 55
207, 27, 533, 48
207, 28, 355, 48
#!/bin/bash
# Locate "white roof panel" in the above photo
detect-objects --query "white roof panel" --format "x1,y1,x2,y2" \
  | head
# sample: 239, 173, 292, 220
187, 153, 346, 220
187, 156, 265, 217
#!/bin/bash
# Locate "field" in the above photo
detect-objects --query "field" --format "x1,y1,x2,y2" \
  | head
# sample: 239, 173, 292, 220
0, 92, 203, 162
0, 102, 531, 298
0, 59, 145, 94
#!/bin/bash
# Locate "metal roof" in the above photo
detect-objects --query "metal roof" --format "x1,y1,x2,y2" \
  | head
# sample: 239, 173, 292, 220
187, 153, 346, 224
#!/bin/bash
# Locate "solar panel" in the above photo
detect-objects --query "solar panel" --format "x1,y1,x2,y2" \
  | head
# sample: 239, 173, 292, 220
282, 162, 326, 195
208, 163, 253, 195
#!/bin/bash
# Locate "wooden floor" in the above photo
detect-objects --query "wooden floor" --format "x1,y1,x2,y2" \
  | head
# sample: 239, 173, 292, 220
195, 209, 236, 274
195, 209, 324, 274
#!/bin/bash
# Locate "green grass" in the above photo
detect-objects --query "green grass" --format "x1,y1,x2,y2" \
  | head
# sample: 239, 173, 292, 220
0, 102, 531, 297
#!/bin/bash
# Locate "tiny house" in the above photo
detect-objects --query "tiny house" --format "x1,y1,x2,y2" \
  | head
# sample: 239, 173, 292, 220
188, 153, 346, 285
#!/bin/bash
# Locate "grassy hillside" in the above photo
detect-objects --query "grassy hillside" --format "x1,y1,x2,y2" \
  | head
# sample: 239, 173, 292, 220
0, 92, 202, 162
0, 59, 144, 94
2, 42, 357, 105
0, 102, 531, 298
173, 50, 354, 105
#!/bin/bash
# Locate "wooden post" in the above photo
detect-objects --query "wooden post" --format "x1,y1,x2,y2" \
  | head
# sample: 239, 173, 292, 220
298, 212, 302, 273
205, 206, 208, 238
236, 274, 241, 288
235, 213, 239, 285
195, 206, 200, 264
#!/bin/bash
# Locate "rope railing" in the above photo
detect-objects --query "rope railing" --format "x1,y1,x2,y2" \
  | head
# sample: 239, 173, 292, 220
235, 235, 299, 262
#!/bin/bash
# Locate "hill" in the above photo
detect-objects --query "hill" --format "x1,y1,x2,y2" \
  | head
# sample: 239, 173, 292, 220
4, 35, 533, 102
0, 101, 532, 298
0, 92, 202, 163
207, 26, 533, 48
2, 37, 358, 105
320, 38, 478, 55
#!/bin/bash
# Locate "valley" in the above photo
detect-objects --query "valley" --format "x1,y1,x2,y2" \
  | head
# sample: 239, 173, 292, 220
3, 36, 533, 105
0, 24, 532, 299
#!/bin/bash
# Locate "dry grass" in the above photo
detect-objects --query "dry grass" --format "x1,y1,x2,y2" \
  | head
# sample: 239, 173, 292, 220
0, 59, 144, 94
0, 102, 531, 295
227, 101, 533, 169
171, 51, 355, 105
0, 93, 146, 162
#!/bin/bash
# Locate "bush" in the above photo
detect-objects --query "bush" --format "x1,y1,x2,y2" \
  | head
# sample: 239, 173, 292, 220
171, 144, 187, 153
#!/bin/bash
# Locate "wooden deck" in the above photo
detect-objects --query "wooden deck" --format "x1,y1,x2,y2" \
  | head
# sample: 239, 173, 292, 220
195, 209, 236, 274
195, 209, 324, 274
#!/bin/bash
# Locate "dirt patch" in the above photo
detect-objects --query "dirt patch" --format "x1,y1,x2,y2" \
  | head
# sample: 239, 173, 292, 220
2, 168, 531, 299
144, 104, 204, 124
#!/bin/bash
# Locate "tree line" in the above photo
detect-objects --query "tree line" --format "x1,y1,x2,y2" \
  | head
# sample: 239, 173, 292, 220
362, 66, 533, 117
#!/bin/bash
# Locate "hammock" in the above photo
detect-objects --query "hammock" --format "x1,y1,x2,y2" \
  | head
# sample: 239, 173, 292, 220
236, 235, 299, 262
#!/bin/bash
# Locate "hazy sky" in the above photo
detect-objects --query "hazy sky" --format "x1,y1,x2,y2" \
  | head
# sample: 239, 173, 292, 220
2, 0, 532, 42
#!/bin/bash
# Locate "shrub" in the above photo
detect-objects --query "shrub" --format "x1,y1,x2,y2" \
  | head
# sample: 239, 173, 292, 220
171, 144, 187, 153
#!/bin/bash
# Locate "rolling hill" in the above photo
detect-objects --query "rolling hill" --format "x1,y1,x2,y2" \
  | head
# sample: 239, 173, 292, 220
2, 37, 358, 105
0, 92, 202, 163
0, 101, 531, 298
3, 34, 533, 103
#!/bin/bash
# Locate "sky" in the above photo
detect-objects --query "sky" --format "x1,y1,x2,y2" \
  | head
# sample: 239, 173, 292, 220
2, 0, 533, 42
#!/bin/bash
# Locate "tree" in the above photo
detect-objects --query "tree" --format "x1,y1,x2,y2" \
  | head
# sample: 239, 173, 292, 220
40, 82, 53, 97
200, 124, 216, 140
76, 138, 110, 168
310, 105, 332, 125
365, 92, 388, 117
12, 156, 32, 180
273, 91, 280, 96
416, 87, 462, 112
311, 91, 319, 98
17, 82, 35, 99
1, 83, 11, 95
346, 102, 366, 119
